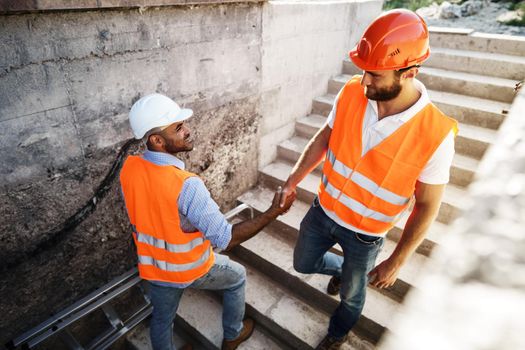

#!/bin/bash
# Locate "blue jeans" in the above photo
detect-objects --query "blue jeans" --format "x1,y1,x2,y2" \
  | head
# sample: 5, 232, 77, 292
148, 253, 246, 350
293, 197, 384, 339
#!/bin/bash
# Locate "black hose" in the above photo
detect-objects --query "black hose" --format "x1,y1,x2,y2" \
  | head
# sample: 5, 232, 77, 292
1, 138, 139, 274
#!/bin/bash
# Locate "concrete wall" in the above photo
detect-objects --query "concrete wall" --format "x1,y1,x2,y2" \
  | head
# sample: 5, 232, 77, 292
258, 0, 382, 167
0, 0, 382, 343
0, 3, 262, 342
379, 88, 525, 350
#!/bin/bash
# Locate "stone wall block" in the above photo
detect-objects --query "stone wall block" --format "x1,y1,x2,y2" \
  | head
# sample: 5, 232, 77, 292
0, 63, 70, 122
0, 5, 261, 71
0, 105, 84, 185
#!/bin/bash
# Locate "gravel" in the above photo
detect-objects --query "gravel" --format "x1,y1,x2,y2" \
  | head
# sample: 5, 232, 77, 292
419, 1, 525, 36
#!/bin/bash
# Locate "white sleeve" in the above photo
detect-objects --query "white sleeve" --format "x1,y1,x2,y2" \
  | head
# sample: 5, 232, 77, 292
418, 131, 455, 185
327, 89, 343, 129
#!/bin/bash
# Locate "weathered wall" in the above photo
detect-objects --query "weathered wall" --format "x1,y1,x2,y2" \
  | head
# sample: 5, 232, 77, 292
379, 88, 525, 349
258, 0, 382, 167
0, 0, 383, 343
0, 4, 262, 342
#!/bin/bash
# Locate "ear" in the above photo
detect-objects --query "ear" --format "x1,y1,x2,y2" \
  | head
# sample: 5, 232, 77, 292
402, 67, 419, 80
148, 134, 165, 151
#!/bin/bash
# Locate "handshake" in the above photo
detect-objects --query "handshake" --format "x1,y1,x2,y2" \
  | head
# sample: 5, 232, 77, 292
266, 184, 297, 217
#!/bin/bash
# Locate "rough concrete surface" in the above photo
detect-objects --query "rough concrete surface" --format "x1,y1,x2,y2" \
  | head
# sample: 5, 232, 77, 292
0, 3, 262, 344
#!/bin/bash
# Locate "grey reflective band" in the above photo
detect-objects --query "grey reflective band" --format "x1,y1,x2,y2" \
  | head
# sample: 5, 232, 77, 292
321, 174, 328, 187
338, 193, 397, 223
321, 174, 341, 198
322, 175, 394, 222
326, 149, 336, 164
138, 248, 210, 272
136, 232, 204, 253
350, 172, 409, 206
325, 148, 409, 206
327, 149, 353, 178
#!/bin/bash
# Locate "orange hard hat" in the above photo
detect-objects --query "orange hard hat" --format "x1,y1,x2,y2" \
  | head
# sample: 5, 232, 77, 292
349, 9, 430, 71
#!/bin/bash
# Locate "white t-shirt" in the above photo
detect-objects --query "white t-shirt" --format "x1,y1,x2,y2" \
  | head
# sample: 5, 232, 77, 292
326, 79, 455, 185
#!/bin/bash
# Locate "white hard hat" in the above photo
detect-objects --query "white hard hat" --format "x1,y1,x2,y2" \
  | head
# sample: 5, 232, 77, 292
129, 93, 193, 139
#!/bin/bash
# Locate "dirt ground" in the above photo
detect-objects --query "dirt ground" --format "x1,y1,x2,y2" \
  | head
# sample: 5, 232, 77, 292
419, 1, 525, 36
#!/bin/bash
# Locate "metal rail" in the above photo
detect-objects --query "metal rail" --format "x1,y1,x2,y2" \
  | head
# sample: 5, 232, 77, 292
6, 203, 254, 350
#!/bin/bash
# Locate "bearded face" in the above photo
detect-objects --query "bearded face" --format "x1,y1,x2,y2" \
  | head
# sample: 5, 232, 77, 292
364, 75, 402, 101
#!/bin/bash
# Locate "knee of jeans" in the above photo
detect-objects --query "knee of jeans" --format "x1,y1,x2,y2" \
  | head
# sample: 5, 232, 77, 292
340, 278, 367, 307
293, 254, 315, 274
230, 261, 247, 287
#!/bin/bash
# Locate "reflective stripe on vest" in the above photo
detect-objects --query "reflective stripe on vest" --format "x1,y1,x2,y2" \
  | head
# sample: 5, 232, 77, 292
120, 156, 215, 284
137, 248, 211, 273
135, 231, 204, 254
321, 174, 399, 223
325, 149, 410, 206
318, 75, 457, 235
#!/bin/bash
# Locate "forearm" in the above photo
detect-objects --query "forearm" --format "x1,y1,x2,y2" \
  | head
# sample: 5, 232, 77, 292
287, 126, 330, 187
388, 202, 440, 267
226, 209, 280, 250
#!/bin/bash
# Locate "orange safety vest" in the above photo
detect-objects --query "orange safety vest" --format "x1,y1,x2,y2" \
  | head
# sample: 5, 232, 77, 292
318, 75, 458, 235
120, 156, 215, 284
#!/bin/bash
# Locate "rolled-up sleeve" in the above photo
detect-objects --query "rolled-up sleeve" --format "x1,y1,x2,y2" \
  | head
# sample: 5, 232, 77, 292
178, 177, 232, 250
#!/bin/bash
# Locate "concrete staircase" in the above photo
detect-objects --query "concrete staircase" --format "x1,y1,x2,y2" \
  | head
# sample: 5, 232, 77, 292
125, 28, 524, 349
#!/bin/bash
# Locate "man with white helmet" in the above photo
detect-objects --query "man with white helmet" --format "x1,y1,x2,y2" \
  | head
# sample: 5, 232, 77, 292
119, 93, 295, 350
278, 9, 458, 349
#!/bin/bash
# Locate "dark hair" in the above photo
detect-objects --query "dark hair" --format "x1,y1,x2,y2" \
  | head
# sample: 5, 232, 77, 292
143, 126, 166, 150
394, 64, 420, 77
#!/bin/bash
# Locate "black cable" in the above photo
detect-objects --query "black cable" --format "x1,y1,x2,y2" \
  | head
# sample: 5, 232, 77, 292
1, 138, 140, 274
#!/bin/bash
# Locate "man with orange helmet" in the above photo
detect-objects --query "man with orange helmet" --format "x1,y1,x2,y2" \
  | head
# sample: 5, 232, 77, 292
279, 9, 457, 349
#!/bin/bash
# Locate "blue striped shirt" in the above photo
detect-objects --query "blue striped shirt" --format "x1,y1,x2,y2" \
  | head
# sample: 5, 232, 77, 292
140, 150, 232, 288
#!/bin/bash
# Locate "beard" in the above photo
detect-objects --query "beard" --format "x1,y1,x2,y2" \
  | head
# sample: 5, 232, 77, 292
365, 78, 402, 101
165, 136, 194, 154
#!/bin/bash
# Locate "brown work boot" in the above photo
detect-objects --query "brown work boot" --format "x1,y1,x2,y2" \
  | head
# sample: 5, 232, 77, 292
221, 318, 255, 350
327, 276, 341, 295
315, 334, 348, 350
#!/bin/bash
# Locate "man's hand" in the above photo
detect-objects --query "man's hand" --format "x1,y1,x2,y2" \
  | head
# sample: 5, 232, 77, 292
271, 186, 296, 214
228, 187, 295, 250
368, 258, 401, 289
279, 180, 297, 208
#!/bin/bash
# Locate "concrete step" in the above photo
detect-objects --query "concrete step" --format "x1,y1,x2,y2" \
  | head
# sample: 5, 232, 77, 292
450, 153, 478, 188
175, 288, 289, 350
428, 26, 525, 57
455, 122, 498, 160
418, 67, 517, 103
259, 159, 468, 225
236, 255, 375, 350
312, 94, 337, 117
278, 135, 479, 188
427, 89, 509, 131
296, 113, 497, 161
126, 284, 291, 350
125, 320, 206, 350
425, 47, 525, 80
232, 226, 393, 346
333, 69, 517, 104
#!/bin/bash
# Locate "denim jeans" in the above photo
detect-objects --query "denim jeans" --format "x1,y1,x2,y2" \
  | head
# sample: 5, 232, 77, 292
293, 197, 384, 339
148, 253, 246, 350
